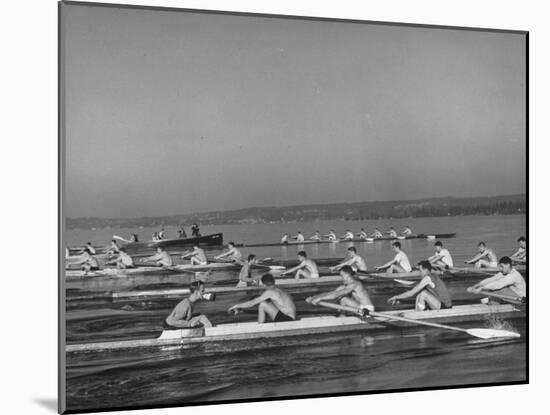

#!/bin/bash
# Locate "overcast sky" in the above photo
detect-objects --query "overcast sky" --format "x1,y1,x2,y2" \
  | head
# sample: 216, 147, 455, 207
62, 4, 526, 219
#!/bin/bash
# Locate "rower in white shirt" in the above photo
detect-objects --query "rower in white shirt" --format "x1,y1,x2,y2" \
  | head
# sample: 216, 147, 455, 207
357, 228, 368, 240
428, 241, 454, 270
341, 230, 355, 240
326, 230, 337, 241
387, 227, 398, 238
310, 231, 322, 241
402, 226, 413, 236
375, 241, 412, 273
281, 233, 290, 244
467, 256, 526, 299
294, 232, 305, 242
371, 228, 383, 238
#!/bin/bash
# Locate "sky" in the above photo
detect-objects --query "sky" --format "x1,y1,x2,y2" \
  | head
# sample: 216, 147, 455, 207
62, 4, 526, 219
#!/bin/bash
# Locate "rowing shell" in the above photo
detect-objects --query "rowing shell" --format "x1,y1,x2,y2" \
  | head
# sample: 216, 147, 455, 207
237, 233, 457, 248
65, 303, 522, 352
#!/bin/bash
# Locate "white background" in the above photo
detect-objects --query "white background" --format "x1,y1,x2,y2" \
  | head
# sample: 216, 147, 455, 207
0, 0, 545, 414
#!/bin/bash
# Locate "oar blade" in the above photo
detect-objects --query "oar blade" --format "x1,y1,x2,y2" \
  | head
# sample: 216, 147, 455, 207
466, 328, 520, 339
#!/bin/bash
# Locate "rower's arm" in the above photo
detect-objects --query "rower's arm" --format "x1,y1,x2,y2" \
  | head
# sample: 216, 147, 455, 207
467, 252, 487, 263
481, 274, 517, 291
284, 262, 304, 274
392, 277, 431, 300
378, 258, 396, 269
233, 291, 271, 309
312, 286, 354, 302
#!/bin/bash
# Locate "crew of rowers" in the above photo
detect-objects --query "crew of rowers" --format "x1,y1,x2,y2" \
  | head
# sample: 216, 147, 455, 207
163, 237, 527, 329
281, 226, 414, 243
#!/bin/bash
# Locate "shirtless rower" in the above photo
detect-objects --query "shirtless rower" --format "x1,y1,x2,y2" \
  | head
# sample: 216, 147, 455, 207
402, 226, 413, 236
107, 239, 121, 257
467, 256, 526, 299
357, 228, 368, 240
510, 236, 527, 265
306, 265, 374, 312
164, 281, 212, 329
465, 242, 498, 268
330, 247, 367, 272
387, 227, 398, 238
375, 241, 412, 273
428, 241, 454, 270
143, 247, 174, 267
326, 230, 337, 241
388, 260, 452, 311
281, 251, 319, 279
181, 244, 207, 266
281, 233, 290, 244
74, 249, 100, 274
215, 242, 243, 263
294, 232, 305, 242
228, 273, 297, 323
310, 231, 322, 241
236, 254, 260, 287
85, 242, 96, 255
370, 228, 383, 238
341, 230, 355, 240
114, 248, 134, 269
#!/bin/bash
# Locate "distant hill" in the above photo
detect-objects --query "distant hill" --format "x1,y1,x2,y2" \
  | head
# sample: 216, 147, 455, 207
66, 194, 526, 230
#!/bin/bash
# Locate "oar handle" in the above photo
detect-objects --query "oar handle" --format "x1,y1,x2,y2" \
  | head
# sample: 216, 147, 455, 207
478, 290, 526, 303
315, 301, 468, 334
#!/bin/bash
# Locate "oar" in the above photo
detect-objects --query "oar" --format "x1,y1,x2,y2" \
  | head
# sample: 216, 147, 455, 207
315, 301, 520, 340
394, 278, 415, 286
478, 290, 526, 304
112, 235, 132, 243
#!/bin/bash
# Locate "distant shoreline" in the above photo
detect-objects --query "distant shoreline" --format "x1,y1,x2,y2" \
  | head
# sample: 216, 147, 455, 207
66, 194, 526, 230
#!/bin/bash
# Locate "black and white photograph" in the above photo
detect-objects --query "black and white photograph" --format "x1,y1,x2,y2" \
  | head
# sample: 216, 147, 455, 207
59, 1, 527, 413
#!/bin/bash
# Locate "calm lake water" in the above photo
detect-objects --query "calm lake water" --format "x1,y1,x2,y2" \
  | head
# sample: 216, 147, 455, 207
64, 215, 527, 412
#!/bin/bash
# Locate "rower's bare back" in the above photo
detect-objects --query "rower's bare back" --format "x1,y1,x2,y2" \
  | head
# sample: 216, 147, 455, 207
266, 287, 296, 318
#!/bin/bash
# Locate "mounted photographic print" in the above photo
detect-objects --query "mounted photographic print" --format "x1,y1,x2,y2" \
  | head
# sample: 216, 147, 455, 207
59, 1, 528, 413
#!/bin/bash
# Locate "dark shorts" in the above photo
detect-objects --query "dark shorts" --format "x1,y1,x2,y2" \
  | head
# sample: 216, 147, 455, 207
273, 311, 295, 322
84, 266, 99, 271
440, 302, 452, 309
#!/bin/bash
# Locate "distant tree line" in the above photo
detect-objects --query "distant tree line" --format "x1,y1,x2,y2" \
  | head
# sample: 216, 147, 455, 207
66, 195, 526, 230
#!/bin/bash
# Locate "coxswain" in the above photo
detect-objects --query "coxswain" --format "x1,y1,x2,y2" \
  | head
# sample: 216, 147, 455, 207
388, 260, 452, 310
228, 273, 296, 323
